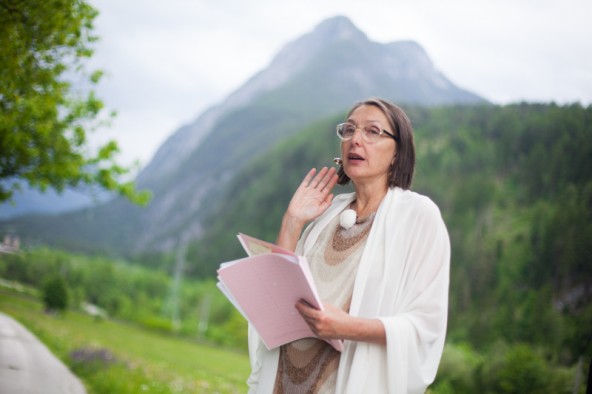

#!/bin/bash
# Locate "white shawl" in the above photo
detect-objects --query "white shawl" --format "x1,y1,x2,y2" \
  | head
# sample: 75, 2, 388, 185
247, 187, 450, 393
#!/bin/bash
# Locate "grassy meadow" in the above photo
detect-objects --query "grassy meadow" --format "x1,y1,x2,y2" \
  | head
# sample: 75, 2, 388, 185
0, 287, 250, 394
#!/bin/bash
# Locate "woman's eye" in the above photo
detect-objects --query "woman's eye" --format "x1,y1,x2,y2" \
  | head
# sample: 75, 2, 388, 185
367, 128, 381, 135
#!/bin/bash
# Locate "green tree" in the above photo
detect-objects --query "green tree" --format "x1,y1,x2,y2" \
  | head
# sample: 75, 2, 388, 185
42, 275, 69, 312
0, 0, 150, 205
496, 345, 550, 394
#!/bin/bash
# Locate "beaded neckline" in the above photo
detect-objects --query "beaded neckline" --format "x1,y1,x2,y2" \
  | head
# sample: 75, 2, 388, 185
332, 209, 375, 252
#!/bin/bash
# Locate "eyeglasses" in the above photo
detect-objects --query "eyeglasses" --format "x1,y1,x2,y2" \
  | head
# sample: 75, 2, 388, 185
336, 123, 399, 143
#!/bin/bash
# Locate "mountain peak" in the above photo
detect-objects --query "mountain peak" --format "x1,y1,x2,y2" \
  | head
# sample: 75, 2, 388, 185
311, 15, 367, 42
219, 16, 368, 113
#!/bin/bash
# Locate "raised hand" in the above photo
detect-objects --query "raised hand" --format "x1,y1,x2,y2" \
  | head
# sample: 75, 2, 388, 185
276, 167, 338, 251
285, 167, 339, 225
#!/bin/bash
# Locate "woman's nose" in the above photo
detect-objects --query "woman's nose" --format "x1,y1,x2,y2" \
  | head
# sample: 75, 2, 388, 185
350, 127, 364, 144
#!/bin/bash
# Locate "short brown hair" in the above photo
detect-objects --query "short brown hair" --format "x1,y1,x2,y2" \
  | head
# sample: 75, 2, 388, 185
337, 98, 415, 189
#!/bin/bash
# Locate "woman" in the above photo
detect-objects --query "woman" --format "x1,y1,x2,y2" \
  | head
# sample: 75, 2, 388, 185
247, 98, 450, 393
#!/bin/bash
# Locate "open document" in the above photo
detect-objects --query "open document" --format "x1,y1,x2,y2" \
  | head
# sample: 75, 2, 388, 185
216, 233, 344, 352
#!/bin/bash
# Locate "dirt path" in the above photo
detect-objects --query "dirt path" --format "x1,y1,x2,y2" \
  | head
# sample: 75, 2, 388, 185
0, 312, 86, 394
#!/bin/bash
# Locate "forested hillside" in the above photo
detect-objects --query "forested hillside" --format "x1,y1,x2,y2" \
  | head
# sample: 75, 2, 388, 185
2, 102, 590, 392
188, 102, 591, 387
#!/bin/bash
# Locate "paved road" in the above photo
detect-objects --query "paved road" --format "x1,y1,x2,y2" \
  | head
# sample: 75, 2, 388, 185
0, 312, 86, 394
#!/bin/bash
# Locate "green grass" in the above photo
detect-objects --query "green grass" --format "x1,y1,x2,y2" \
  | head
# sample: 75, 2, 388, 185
0, 288, 250, 393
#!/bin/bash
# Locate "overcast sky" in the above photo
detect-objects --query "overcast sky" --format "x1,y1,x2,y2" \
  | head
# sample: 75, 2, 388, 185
87, 0, 592, 170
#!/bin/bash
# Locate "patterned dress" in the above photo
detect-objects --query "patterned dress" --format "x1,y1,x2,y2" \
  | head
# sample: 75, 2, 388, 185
273, 208, 375, 393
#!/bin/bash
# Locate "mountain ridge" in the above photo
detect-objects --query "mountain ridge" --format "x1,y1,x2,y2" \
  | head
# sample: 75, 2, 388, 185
138, 16, 371, 188
1, 15, 487, 255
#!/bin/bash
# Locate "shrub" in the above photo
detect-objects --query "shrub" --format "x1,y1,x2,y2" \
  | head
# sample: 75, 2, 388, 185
42, 275, 69, 313
432, 342, 482, 393
497, 344, 550, 393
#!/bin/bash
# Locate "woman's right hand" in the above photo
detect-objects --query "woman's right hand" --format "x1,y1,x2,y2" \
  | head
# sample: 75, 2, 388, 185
285, 167, 339, 225
277, 167, 338, 251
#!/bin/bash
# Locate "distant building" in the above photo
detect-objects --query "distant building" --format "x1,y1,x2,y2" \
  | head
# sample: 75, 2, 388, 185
0, 234, 20, 254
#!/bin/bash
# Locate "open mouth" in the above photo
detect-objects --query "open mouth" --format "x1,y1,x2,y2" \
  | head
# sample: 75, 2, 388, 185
348, 153, 365, 161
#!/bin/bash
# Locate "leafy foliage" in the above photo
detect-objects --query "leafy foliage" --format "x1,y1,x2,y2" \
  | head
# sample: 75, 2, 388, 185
433, 341, 583, 394
0, 0, 150, 205
42, 275, 69, 312
0, 248, 247, 349
0, 291, 250, 393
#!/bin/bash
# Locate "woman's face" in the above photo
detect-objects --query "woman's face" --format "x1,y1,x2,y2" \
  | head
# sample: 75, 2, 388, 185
341, 104, 397, 188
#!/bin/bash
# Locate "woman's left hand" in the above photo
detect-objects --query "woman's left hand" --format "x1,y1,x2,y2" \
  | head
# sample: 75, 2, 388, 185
295, 300, 387, 345
295, 301, 351, 340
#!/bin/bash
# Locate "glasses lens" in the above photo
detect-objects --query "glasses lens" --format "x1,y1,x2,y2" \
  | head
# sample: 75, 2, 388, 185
363, 126, 382, 142
337, 124, 353, 140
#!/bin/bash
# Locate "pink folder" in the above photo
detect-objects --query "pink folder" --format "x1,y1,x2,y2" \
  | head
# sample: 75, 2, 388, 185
216, 234, 344, 351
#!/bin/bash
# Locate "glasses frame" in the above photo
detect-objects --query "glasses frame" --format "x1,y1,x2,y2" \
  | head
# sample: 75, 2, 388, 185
336, 123, 399, 143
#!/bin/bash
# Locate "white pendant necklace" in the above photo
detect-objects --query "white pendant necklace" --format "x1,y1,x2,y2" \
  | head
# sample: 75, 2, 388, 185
339, 209, 357, 229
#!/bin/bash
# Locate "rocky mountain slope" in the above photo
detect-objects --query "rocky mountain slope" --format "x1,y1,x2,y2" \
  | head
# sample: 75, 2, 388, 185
2, 16, 486, 256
